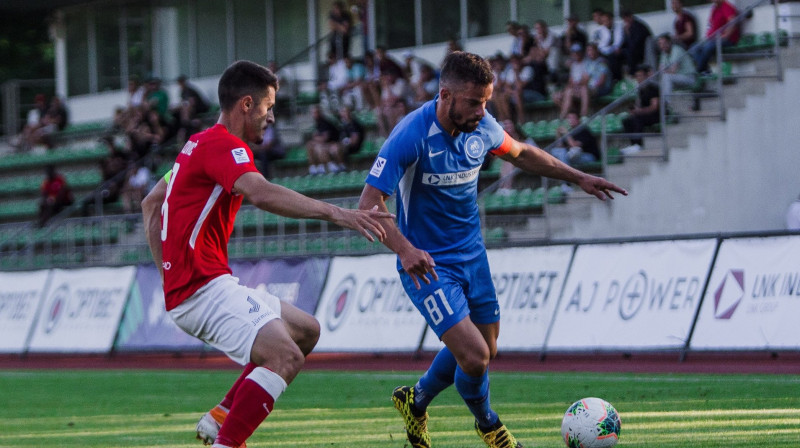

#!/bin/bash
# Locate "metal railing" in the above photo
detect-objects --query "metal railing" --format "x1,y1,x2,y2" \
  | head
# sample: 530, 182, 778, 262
479, 0, 789, 241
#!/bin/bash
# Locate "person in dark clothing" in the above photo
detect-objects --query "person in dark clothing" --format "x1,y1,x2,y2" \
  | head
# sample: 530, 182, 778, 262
672, 0, 698, 50
621, 65, 660, 155
621, 10, 654, 78
328, 1, 353, 59
551, 111, 600, 167
305, 105, 343, 174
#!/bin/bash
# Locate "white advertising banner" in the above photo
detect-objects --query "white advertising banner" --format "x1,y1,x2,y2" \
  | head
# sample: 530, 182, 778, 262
422, 245, 574, 352
314, 254, 427, 351
547, 239, 717, 350
28, 266, 136, 353
0, 270, 51, 353
691, 236, 800, 350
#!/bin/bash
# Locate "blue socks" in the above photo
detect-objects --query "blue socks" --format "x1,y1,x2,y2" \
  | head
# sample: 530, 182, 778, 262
413, 347, 457, 411
454, 366, 499, 429
413, 347, 499, 430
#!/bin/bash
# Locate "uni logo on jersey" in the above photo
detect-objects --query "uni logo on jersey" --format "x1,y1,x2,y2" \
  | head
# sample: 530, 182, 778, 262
231, 147, 250, 164
465, 135, 485, 159
370, 156, 387, 177
422, 166, 481, 186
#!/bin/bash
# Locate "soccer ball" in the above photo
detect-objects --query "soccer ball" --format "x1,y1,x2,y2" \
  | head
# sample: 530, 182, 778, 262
560, 397, 621, 448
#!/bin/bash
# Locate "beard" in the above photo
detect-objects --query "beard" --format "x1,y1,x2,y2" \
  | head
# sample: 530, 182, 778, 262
448, 100, 481, 134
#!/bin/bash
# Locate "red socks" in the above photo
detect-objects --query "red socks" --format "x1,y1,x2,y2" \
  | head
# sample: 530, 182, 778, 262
215, 366, 287, 447
220, 363, 257, 409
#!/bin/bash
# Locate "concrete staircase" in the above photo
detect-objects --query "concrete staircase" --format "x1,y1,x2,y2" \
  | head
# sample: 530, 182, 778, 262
525, 40, 800, 241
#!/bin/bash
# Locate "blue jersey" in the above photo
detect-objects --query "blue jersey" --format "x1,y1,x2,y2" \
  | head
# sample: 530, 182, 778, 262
366, 96, 510, 265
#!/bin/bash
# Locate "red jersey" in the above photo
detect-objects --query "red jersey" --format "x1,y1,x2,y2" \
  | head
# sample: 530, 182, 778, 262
161, 124, 259, 310
707, 1, 740, 44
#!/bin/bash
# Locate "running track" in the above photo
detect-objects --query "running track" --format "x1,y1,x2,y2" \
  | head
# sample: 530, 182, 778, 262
1, 351, 799, 375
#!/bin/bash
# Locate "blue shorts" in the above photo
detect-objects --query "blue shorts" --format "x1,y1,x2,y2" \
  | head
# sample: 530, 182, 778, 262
400, 251, 499, 338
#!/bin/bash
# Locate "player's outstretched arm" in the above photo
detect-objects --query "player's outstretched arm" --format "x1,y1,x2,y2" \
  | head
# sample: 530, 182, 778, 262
499, 138, 628, 201
141, 178, 168, 281
233, 171, 393, 242
358, 184, 438, 289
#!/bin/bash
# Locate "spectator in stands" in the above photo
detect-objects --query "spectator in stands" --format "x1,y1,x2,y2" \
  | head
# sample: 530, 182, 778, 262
361, 51, 383, 111
341, 55, 367, 111
338, 106, 366, 168
558, 14, 589, 85
12, 93, 48, 152
620, 64, 660, 155
306, 105, 343, 174
410, 62, 439, 110
127, 76, 147, 108
487, 54, 513, 122
621, 10, 654, 78
87, 141, 128, 216
672, 0, 698, 50
506, 51, 548, 123
657, 33, 697, 108
553, 44, 590, 119
38, 165, 73, 227
145, 77, 173, 128
593, 10, 624, 81
551, 111, 600, 168
513, 24, 535, 61
375, 45, 405, 79
532, 19, 559, 75
786, 194, 800, 230
173, 75, 210, 145
506, 21, 524, 57
691, 0, 741, 74
127, 105, 165, 161
319, 51, 349, 114
585, 43, 613, 99
121, 160, 153, 214
328, 1, 353, 59
377, 69, 411, 137
29, 96, 69, 150
251, 123, 286, 180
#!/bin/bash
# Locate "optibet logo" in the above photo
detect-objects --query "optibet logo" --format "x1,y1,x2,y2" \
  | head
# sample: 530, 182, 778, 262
44, 284, 70, 334
325, 276, 356, 331
713, 269, 744, 319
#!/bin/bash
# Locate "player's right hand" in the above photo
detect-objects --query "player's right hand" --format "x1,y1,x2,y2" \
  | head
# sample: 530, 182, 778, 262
399, 248, 438, 289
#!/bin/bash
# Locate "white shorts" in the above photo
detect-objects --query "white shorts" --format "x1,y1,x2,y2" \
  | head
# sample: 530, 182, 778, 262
168, 274, 282, 365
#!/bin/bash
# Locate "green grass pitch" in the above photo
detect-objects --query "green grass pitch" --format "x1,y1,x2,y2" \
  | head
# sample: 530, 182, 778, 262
1, 369, 799, 447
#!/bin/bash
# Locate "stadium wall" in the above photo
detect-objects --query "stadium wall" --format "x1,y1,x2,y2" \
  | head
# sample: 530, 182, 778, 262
2, 233, 799, 357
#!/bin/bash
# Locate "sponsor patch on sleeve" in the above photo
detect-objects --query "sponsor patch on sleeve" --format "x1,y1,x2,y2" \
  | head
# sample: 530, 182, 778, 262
370, 156, 387, 177
231, 147, 251, 164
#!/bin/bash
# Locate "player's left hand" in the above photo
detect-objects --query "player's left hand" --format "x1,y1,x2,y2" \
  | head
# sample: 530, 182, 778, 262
577, 174, 628, 201
336, 205, 396, 242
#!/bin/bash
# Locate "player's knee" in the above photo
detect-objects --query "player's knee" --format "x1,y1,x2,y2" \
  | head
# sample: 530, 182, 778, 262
298, 317, 321, 355
459, 348, 490, 376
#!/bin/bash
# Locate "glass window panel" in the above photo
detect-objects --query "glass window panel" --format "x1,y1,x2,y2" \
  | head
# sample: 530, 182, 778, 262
569, 0, 614, 24
422, 0, 461, 45
196, 0, 228, 77
124, 6, 152, 83
622, 0, 668, 15
467, 0, 510, 37
175, 3, 191, 79
374, 0, 415, 49
95, 7, 121, 92
234, 0, 268, 63
274, 0, 310, 65
517, 0, 563, 27
66, 11, 90, 96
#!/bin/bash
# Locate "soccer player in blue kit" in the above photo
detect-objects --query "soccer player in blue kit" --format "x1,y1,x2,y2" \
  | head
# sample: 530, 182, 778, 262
358, 51, 627, 448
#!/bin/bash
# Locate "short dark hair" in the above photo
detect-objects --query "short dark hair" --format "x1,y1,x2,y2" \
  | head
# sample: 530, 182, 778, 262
217, 60, 279, 111
439, 51, 494, 89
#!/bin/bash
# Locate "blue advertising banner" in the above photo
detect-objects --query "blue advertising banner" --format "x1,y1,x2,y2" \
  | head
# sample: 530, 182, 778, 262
116, 257, 330, 351
115, 265, 205, 351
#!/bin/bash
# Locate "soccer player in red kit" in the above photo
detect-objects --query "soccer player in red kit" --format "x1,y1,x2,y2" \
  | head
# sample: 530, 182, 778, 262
141, 60, 392, 448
